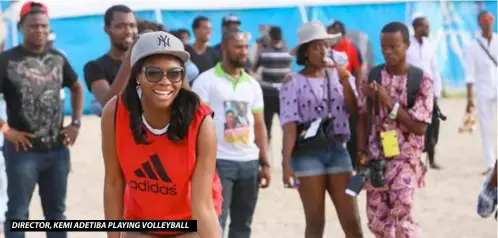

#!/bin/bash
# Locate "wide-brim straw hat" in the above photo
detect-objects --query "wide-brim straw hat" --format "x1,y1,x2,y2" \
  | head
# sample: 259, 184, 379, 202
290, 20, 342, 56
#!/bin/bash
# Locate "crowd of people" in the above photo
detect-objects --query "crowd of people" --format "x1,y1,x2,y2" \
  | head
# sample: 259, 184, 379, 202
0, 1, 494, 238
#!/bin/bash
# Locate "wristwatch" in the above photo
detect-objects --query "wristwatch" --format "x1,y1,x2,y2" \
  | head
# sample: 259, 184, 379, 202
388, 102, 400, 120
71, 120, 81, 129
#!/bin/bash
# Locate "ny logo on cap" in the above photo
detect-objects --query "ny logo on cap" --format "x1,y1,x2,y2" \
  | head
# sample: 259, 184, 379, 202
158, 35, 170, 47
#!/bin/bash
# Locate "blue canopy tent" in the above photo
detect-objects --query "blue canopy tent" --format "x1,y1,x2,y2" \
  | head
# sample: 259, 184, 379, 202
1, 0, 495, 114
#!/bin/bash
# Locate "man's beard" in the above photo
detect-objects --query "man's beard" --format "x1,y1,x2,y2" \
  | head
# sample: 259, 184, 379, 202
228, 57, 246, 68
114, 43, 129, 52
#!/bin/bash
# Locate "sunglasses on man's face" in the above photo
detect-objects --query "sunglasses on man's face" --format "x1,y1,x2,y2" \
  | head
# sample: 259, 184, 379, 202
142, 66, 185, 83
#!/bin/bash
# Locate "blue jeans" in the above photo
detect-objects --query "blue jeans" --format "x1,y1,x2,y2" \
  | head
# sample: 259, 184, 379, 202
3, 142, 70, 238
217, 159, 259, 238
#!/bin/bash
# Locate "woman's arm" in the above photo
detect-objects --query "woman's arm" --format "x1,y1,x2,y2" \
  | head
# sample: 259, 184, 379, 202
282, 123, 297, 167
337, 67, 358, 114
101, 97, 125, 238
192, 115, 221, 238
279, 75, 299, 178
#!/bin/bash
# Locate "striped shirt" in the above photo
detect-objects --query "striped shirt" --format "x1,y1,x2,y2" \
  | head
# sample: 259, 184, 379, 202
255, 43, 292, 89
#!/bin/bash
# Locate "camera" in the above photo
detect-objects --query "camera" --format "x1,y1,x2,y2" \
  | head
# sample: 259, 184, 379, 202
369, 160, 386, 188
345, 159, 386, 197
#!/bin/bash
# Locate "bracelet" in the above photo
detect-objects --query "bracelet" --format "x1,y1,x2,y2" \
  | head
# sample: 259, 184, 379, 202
388, 102, 400, 120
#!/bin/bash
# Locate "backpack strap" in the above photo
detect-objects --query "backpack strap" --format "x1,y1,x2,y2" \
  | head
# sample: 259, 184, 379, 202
406, 65, 423, 109
368, 64, 384, 84
366, 64, 384, 136
366, 64, 423, 134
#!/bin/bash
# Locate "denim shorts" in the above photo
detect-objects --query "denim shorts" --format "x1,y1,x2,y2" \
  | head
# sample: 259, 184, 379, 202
291, 141, 353, 177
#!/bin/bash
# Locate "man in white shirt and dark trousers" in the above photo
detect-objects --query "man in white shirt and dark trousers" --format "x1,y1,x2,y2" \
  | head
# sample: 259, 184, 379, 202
192, 29, 271, 238
465, 11, 497, 175
407, 16, 443, 169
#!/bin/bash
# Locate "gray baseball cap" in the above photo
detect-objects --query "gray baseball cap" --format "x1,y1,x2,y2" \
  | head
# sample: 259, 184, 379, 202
130, 31, 190, 68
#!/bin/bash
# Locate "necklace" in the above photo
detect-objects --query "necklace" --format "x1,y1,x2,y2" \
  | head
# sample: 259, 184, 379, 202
304, 77, 327, 113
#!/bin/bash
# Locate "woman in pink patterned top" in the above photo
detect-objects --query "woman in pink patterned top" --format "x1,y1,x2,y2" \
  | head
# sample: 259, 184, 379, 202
357, 22, 433, 238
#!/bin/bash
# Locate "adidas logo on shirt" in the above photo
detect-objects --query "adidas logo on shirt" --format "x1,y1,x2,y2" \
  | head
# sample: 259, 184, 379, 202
129, 154, 177, 195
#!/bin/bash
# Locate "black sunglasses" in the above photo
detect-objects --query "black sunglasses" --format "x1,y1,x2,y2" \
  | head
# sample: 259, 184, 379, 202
141, 66, 185, 83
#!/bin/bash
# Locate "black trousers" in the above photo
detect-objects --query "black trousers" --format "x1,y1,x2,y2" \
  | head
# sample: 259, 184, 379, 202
262, 88, 280, 141
346, 114, 358, 168
425, 101, 441, 164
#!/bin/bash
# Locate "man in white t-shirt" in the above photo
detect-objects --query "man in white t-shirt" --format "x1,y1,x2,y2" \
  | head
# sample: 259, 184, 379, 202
192, 29, 270, 238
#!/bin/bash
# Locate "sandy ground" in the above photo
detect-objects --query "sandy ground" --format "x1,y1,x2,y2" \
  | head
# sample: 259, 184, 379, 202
18, 98, 497, 238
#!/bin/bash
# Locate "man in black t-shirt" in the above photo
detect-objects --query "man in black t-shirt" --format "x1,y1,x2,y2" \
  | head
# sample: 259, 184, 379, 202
0, 2, 84, 237
83, 5, 137, 116
84, 55, 122, 116
185, 16, 220, 77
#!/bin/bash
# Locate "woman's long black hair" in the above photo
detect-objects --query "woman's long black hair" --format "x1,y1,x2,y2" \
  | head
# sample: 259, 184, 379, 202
122, 56, 200, 145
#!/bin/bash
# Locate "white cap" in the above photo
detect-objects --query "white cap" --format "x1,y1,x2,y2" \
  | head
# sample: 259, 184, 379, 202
290, 21, 341, 56
131, 31, 190, 68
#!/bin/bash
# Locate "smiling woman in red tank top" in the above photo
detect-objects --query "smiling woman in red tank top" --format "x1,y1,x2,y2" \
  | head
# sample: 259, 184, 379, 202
101, 31, 222, 238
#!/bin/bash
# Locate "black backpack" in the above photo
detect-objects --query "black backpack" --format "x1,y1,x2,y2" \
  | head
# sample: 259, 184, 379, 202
367, 64, 446, 153
366, 64, 424, 146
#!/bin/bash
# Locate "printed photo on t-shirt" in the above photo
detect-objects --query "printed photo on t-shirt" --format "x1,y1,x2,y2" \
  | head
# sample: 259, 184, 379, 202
223, 100, 250, 144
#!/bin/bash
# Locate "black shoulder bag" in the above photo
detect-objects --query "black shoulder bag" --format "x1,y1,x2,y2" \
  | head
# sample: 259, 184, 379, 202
292, 71, 335, 157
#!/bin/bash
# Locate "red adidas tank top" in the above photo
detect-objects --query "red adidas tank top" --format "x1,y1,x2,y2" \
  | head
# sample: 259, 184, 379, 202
114, 96, 222, 235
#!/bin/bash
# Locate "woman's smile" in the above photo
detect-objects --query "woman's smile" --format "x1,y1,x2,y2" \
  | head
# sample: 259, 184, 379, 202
152, 89, 173, 100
